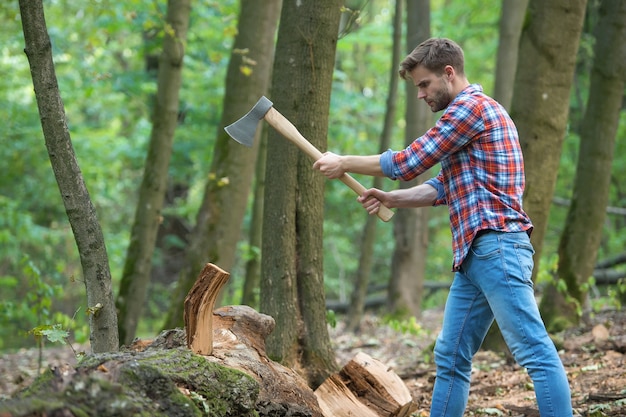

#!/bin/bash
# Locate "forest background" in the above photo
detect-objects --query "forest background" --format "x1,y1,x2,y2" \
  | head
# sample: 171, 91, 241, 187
1, 0, 625, 354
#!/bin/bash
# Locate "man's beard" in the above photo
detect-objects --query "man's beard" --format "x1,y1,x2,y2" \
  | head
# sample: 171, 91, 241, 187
428, 82, 452, 112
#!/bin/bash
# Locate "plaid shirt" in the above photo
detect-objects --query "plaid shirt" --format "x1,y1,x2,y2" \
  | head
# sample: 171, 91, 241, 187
380, 84, 532, 270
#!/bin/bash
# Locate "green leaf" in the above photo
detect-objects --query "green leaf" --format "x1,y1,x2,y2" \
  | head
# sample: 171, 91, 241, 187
30, 324, 69, 344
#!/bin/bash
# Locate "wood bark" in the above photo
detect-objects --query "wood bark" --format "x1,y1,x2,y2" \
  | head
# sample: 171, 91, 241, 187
262, 0, 342, 388
387, 0, 432, 319
347, 0, 402, 332
209, 306, 323, 416
117, 0, 191, 345
511, 0, 588, 281
541, 0, 626, 329
18, 0, 118, 352
163, 0, 281, 329
494, 0, 529, 110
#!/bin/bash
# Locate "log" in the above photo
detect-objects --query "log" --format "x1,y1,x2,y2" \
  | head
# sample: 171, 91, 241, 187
315, 352, 417, 417
184, 262, 230, 355
209, 305, 324, 417
185, 264, 416, 416
315, 374, 380, 417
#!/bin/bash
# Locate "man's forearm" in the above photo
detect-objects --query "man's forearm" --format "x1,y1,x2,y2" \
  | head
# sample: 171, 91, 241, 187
341, 154, 385, 176
389, 184, 438, 208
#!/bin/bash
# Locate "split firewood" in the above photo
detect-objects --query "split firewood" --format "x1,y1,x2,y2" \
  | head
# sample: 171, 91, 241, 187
184, 262, 230, 355
315, 351, 417, 417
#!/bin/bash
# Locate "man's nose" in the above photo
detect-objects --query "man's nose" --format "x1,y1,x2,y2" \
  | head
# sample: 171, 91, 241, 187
417, 89, 426, 100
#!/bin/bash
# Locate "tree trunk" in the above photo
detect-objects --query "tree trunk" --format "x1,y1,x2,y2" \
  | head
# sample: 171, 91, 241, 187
540, 0, 626, 330
262, 0, 342, 388
494, 0, 529, 111
162, 0, 281, 329
241, 127, 269, 309
19, 0, 118, 353
116, 0, 191, 346
387, 0, 432, 319
347, 0, 402, 332
482, 0, 529, 354
511, 0, 587, 281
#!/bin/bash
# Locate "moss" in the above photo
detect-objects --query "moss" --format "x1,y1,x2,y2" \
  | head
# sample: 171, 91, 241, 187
1, 348, 260, 417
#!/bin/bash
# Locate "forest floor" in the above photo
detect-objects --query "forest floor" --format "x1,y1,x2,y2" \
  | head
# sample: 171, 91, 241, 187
331, 308, 626, 416
1, 308, 625, 416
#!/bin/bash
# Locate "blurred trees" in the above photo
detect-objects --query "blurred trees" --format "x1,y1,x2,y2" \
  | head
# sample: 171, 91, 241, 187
1, 0, 625, 354
116, 0, 191, 346
512, 0, 588, 280
540, 0, 626, 330
162, 0, 282, 330
387, 0, 432, 321
493, 0, 528, 110
347, 0, 402, 332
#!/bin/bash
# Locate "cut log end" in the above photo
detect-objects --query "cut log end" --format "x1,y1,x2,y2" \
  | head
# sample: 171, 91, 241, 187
315, 352, 417, 417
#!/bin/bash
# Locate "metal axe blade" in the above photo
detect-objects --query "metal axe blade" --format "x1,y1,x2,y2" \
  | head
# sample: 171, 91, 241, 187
224, 96, 274, 147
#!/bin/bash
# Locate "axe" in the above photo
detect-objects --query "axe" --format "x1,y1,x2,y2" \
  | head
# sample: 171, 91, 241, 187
224, 96, 394, 222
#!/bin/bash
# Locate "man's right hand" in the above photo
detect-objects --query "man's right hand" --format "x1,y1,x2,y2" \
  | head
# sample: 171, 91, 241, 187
358, 188, 392, 215
313, 152, 345, 179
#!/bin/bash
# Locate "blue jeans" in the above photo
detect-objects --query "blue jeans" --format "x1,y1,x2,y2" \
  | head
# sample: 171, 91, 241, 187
430, 231, 572, 417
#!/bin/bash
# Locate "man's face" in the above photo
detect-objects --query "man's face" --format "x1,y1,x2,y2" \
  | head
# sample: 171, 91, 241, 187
409, 65, 453, 112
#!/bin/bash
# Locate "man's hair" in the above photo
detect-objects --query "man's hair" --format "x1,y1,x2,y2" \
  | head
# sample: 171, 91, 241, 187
399, 38, 465, 80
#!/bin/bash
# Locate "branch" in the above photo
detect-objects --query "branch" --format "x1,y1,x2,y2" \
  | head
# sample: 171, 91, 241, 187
552, 196, 626, 216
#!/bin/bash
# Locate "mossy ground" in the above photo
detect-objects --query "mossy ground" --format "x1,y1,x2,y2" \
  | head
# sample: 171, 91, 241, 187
0, 347, 259, 417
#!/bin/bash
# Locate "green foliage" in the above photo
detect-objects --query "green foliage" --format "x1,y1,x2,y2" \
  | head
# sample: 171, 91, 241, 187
29, 324, 69, 345
0, 247, 85, 350
2, 0, 624, 352
326, 309, 337, 329
383, 315, 427, 338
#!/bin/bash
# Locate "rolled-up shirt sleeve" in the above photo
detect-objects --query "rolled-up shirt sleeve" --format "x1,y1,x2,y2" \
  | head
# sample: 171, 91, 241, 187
424, 171, 447, 206
380, 149, 397, 179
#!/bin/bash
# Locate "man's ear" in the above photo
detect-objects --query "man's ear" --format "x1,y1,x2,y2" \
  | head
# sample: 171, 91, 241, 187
444, 65, 455, 80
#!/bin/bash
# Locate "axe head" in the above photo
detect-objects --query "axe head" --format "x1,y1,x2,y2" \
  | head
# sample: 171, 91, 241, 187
224, 96, 273, 147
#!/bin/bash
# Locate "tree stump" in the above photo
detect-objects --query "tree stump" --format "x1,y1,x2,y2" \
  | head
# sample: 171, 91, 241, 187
184, 262, 230, 355
209, 305, 323, 416
314, 351, 417, 417
184, 263, 323, 416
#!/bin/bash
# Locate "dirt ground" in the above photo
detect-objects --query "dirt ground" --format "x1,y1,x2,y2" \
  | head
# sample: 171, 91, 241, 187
1, 308, 625, 416
331, 308, 626, 417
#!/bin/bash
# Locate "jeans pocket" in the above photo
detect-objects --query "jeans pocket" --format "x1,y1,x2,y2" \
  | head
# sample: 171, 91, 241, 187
470, 238, 501, 259
514, 243, 535, 285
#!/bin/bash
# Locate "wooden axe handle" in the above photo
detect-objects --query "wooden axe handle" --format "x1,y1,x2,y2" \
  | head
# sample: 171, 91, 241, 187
264, 107, 394, 222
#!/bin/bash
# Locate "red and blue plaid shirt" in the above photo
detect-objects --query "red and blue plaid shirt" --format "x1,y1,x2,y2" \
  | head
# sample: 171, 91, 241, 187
380, 84, 532, 270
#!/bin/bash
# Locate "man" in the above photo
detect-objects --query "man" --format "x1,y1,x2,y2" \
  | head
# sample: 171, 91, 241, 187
313, 38, 572, 417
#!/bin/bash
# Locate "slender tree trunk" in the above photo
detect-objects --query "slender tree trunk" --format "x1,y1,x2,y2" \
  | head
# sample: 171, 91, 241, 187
494, 0, 529, 111
540, 0, 626, 330
262, 0, 342, 388
511, 0, 587, 281
241, 127, 268, 308
482, 0, 529, 354
116, 0, 191, 345
19, 0, 118, 352
162, 0, 282, 329
387, 0, 431, 319
347, 0, 402, 332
